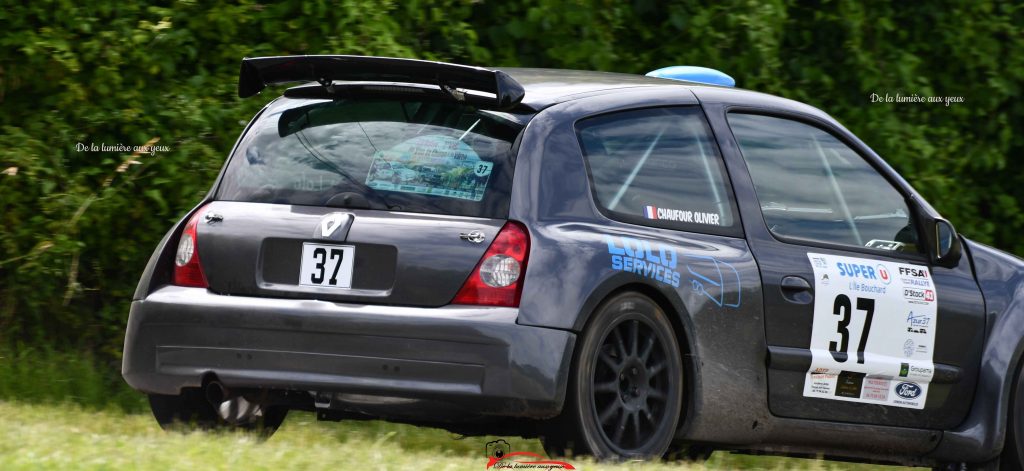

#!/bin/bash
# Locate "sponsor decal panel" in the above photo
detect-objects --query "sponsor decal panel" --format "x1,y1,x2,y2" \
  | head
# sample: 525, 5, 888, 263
801, 253, 936, 409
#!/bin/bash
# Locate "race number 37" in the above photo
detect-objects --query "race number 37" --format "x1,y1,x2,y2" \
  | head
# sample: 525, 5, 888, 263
299, 243, 355, 289
828, 294, 875, 365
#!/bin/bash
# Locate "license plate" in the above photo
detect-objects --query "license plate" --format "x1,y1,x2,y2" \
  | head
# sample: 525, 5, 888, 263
299, 243, 355, 288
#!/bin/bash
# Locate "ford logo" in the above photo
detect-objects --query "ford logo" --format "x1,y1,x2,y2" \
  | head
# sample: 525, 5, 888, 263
895, 382, 922, 399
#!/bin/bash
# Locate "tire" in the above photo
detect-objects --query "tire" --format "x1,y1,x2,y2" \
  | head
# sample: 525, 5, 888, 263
542, 292, 684, 460
148, 388, 288, 438
999, 362, 1024, 470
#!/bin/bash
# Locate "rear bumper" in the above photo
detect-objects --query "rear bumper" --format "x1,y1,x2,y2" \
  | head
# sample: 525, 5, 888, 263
122, 286, 575, 420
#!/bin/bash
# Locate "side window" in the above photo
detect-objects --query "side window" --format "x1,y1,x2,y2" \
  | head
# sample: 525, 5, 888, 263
728, 113, 920, 254
577, 107, 739, 236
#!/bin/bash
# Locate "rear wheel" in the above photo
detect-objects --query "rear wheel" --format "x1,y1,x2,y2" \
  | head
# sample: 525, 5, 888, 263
999, 361, 1024, 470
542, 292, 684, 460
148, 388, 287, 438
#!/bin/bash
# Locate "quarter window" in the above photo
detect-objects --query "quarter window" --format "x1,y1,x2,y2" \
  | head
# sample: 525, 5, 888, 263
728, 113, 919, 254
577, 107, 738, 236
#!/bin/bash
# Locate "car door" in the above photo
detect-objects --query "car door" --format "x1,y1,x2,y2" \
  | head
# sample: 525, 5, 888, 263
710, 110, 985, 429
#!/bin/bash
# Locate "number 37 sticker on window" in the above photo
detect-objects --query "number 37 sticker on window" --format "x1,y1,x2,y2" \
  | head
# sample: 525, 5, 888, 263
803, 253, 937, 409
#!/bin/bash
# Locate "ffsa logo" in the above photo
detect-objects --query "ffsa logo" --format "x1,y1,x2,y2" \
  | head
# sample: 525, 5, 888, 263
899, 267, 930, 279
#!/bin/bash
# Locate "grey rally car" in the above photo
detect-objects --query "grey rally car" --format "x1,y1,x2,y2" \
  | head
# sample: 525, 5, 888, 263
122, 55, 1024, 469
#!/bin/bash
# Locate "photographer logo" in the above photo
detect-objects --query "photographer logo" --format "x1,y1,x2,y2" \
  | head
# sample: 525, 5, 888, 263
485, 439, 574, 469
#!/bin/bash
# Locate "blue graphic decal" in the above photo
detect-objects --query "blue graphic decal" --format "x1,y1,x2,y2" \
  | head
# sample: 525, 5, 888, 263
605, 236, 681, 288
685, 255, 741, 308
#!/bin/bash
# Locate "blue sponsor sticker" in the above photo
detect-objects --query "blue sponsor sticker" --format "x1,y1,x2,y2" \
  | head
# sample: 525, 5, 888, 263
836, 262, 880, 280
605, 236, 681, 288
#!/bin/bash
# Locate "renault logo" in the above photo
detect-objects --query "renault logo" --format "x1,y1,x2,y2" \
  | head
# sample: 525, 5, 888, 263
318, 213, 353, 239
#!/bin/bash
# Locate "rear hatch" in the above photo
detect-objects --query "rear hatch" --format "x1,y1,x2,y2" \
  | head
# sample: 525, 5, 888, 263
197, 96, 526, 306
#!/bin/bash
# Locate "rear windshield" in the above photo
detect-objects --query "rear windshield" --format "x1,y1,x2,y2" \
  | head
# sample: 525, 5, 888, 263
216, 98, 524, 218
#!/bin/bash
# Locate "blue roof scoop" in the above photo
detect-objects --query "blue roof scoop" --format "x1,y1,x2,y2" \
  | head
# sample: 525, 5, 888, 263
645, 66, 736, 87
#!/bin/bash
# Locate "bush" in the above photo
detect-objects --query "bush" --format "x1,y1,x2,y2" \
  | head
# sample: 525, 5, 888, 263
0, 1, 1020, 378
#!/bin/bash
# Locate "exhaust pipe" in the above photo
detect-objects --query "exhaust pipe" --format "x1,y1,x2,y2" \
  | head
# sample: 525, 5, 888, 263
205, 380, 229, 406
204, 379, 263, 425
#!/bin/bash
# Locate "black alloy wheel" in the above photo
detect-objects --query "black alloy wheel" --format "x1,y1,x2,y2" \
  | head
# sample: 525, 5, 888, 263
997, 362, 1024, 470
592, 314, 673, 451
543, 292, 684, 460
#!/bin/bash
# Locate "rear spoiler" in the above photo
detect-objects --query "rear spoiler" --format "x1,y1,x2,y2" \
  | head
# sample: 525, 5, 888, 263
238, 55, 526, 110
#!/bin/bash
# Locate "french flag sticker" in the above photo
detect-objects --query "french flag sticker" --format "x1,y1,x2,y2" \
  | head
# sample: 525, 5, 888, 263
644, 205, 658, 219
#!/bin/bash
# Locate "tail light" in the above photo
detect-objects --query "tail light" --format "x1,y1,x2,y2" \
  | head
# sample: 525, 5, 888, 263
173, 207, 209, 288
452, 222, 530, 307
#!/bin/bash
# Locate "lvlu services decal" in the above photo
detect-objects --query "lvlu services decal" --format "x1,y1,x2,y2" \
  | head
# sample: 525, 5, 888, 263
485, 439, 574, 470
605, 235, 681, 287
604, 236, 741, 309
802, 253, 937, 409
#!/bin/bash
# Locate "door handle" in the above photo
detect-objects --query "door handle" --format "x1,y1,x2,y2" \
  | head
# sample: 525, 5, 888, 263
781, 276, 811, 290
780, 275, 813, 304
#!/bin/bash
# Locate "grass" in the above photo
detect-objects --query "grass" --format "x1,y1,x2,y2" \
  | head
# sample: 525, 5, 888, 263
0, 347, 145, 413
0, 349, 925, 469
0, 400, 925, 471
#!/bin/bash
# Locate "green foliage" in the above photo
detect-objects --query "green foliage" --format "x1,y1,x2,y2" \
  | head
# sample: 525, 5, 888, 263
0, 1, 1021, 368
0, 0, 473, 356
0, 347, 145, 412
475, 1, 1024, 257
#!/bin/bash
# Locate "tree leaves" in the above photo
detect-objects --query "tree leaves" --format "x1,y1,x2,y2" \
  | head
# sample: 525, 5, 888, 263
0, 0, 1020, 357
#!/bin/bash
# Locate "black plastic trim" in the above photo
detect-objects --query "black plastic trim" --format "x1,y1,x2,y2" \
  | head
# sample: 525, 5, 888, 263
239, 55, 525, 110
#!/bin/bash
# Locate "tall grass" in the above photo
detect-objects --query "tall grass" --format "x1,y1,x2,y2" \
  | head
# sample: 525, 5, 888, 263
0, 347, 145, 412
0, 350, 922, 470
0, 401, 917, 471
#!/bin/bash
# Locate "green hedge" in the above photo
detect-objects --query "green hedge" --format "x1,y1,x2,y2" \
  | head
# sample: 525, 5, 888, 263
0, 1, 1021, 362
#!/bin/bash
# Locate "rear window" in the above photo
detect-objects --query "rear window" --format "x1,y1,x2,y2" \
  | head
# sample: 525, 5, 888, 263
217, 98, 524, 218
